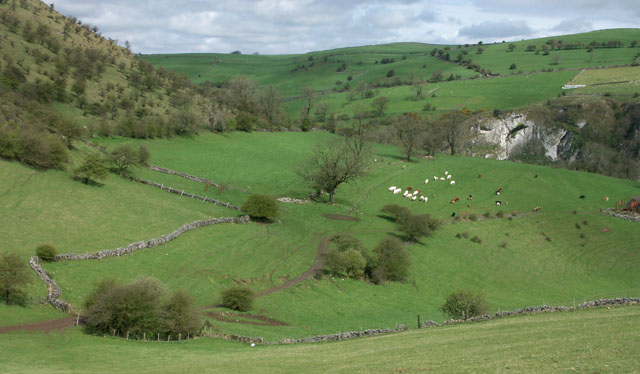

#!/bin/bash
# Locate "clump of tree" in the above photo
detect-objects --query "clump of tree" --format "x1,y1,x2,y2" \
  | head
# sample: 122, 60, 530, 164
380, 204, 411, 223
74, 153, 108, 184
241, 194, 279, 221
397, 213, 440, 242
326, 234, 369, 279
0, 252, 31, 306
84, 277, 201, 339
108, 144, 149, 176
221, 286, 254, 312
35, 244, 57, 262
367, 236, 410, 284
440, 290, 488, 319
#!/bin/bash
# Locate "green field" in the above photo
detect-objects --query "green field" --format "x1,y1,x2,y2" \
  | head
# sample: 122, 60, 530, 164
3, 132, 639, 341
1, 306, 639, 373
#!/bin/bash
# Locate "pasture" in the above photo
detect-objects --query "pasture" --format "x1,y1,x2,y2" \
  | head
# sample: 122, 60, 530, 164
2, 132, 638, 340
1, 305, 638, 373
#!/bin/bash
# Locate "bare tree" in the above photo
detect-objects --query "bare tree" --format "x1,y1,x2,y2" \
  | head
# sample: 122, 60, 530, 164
440, 110, 471, 155
301, 85, 316, 118
299, 128, 369, 204
408, 71, 426, 100
395, 112, 424, 161
259, 85, 284, 125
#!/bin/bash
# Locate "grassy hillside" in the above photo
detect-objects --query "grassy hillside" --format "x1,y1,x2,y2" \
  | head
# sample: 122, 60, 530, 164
143, 29, 640, 118
1, 305, 638, 373
3, 132, 638, 340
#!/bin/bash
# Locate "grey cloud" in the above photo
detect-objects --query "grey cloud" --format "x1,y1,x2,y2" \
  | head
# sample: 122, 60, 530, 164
458, 20, 534, 40
551, 19, 594, 33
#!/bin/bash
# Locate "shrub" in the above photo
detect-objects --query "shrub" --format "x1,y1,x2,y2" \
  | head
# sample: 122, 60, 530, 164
483, 212, 491, 218
84, 277, 201, 339
469, 214, 478, 221
74, 153, 108, 184
440, 290, 488, 319
496, 211, 504, 218
0, 252, 31, 305
109, 145, 138, 175
470, 235, 482, 244
36, 244, 57, 262
369, 237, 409, 284
222, 287, 254, 311
326, 234, 368, 278
397, 213, 440, 241
137, 145, 150, 165
241, 194, 279, 220
380, 204, 410, 223
235, 112, 256, 132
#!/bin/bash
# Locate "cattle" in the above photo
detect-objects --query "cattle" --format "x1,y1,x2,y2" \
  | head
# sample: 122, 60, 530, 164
450, 197, 460, 204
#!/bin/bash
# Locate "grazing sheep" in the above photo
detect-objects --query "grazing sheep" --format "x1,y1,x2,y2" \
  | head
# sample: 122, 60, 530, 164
423, 196, 428, 203
440, 177, 445, 181
388, 186, 397, 191
495, 201, 502, 206
393, 188, 401, 195
425, 178, 429, 184
434, 176, 438, 181
533, 206, 541, 211
467, 203, 472, 208
445, 171, 449, 175
450, 180, 456, 185
447, 175, 452, 180
412, 196, 417, 201
467, 195, 473, 200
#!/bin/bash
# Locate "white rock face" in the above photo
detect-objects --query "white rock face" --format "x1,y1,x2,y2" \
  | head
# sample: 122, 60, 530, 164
474, 113, 569, 161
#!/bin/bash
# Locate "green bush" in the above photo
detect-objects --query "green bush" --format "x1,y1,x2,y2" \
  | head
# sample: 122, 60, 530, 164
326, 234, 368, 278
0, 252, 31, 305
222, 287, 254, 311
397, 213, 440, 241
380, 204, 411, 223
369, 237, 409, 284
84, 277, 201, 339
241, 194, 279, 220
440, 290, 488, 319
36, 244, 57, 262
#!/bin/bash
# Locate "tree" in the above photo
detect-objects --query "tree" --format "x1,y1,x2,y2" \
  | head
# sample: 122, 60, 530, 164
36, 244, 57, 262
440, 290, 488, 319
222, 287, 254, 311
395, 112, 424, 162
380, 204, 410, 223
422, 119, 445, 156
371, 96, 390, 117
301, 85, 316, 118
259, 85, 284, 125
397, 213, 440, 241
326, 234, 368, 278
440, 110, 471, 155
109, 145, 138, 175
408, 72, 425, 100
74, 153, 108, 184
509, 63, 517, 70
241, 194, 279, 220
507, 43, 516, 52
298, 136, 369, 204
0, 252, 30, 305
370, 237, 409, 284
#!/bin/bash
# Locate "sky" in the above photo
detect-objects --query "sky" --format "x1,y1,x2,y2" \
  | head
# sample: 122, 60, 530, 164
51, 0, 640, 55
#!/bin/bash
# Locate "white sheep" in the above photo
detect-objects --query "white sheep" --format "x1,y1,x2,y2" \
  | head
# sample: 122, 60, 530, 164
389, 186, 397, 191
393, 188, 401, 194
412, 190, 419, 196
419, 196, 424, 201
423, 196, 428, 203
424, 178, 429, 184
447, 175, 452, 180
440, 177, 445, 181
445, 171, 449, 175
450, 180, 456, 185
412, 196, 417, 201
433, 176, 438, 181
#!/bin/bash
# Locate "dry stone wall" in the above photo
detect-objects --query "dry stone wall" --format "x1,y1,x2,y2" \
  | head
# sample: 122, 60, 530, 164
30, 216, 249, 311
149, 165, 250, 193
130, 176, 240, 210
421, 298, 640, 328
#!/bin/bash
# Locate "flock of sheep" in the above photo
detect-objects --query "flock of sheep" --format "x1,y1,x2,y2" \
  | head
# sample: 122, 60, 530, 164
388, 171, 455, 203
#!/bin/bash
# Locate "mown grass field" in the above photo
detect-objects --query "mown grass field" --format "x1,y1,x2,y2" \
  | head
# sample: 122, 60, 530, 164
2, 132, 637, 340
1, 306, 638, 373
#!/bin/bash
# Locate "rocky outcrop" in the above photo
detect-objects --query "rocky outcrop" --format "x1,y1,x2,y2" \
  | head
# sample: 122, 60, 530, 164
473, 113, 570, 161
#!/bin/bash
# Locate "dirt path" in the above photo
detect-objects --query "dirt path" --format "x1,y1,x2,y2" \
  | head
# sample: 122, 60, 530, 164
0, 317, 77, 334
322, 213, 359, 221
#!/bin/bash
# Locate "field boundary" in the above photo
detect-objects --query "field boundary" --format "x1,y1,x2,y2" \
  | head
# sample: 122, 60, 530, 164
130, 176, 240, 210
29, 216, 250, 313
148, 165, 250, 193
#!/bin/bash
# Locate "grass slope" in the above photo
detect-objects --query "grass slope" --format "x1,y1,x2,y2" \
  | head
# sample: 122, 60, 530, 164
2, 132, 633, 340
1, 306, 638, 373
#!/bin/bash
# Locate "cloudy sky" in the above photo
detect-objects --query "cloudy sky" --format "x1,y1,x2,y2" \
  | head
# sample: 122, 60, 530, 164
52, 0, 640, 55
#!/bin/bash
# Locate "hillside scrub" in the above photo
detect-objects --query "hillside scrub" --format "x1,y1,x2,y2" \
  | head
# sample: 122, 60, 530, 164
397, 213, 440, 241
35, 244, 57, 262
0, 252, 31, 305
241, 194, 279, 220
441, 290, 488, 319
222, 287, 254, 312
368, 237, 410, 284
326, 234, 369, 278
84, 277, 201, 339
